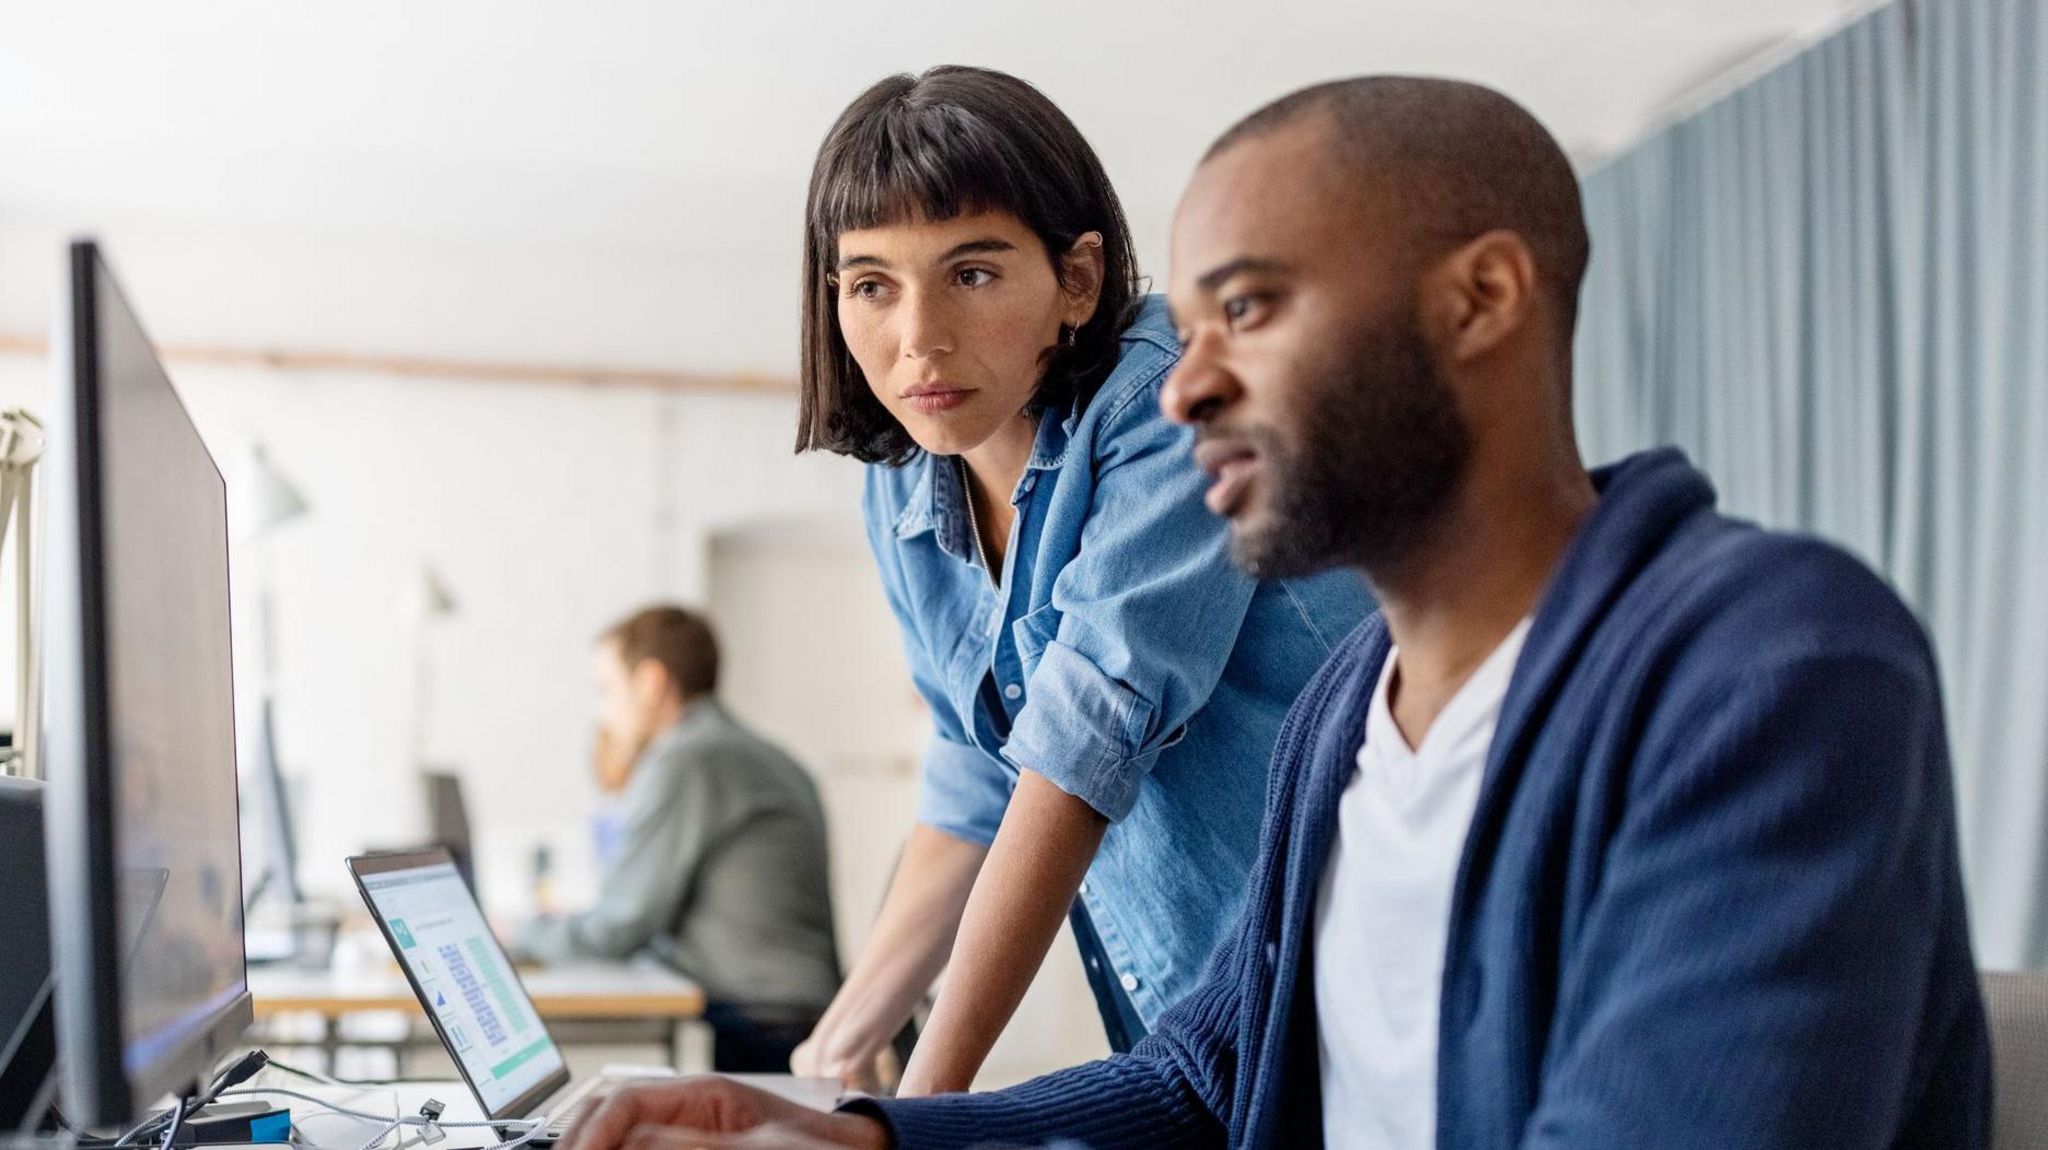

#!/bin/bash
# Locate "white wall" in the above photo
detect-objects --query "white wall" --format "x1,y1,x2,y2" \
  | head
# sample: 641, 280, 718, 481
0, 348, 864, 914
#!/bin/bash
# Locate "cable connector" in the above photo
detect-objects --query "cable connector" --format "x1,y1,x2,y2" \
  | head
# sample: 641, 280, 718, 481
415, 1099, 447, 1144
203, 1051, 271, 1105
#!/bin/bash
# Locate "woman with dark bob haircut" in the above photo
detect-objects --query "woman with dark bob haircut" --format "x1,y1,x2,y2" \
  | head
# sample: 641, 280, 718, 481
789, 66, 1370, 1094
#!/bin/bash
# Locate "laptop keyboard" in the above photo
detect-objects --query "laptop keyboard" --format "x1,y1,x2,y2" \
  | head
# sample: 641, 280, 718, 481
543, 1098, 590, 1136
540, 1078, 616, 1139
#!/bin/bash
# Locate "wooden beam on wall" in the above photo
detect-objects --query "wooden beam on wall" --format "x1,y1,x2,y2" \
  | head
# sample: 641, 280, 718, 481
0, 331, 793, 395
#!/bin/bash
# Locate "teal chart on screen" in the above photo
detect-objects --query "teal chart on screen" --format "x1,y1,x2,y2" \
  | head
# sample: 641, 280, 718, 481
360, 860, 564, 1111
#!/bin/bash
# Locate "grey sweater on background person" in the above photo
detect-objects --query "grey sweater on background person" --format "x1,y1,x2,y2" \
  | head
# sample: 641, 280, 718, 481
521, 701, 841, 1010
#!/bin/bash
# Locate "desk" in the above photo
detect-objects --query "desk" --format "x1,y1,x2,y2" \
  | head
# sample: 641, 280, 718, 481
233, 1073, 839, 1149
249, 962, 706, 1069
238, 1078, 463, 1149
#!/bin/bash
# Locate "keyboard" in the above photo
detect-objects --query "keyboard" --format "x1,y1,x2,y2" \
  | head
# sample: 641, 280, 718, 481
534, 1075, 622, 1142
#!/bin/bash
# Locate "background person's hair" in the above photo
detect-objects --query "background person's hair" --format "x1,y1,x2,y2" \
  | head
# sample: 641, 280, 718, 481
601, 604, 719, 699
798, 65, 1143, 465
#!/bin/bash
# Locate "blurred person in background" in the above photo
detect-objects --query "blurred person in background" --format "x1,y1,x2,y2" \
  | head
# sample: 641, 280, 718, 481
521, 604, 841, 1073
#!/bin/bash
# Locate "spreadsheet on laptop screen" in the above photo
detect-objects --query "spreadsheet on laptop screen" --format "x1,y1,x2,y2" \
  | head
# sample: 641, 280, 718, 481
359, 861, 565, 1112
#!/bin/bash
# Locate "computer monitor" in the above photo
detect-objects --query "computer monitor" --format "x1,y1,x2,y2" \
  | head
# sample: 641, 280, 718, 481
42, 240, 252, 1127
241, 698, 302, 916
422, 770, 478, 895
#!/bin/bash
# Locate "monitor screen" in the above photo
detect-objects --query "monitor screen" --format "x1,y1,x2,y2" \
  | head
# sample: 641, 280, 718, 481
91, 245, 248, 1078
44, 242, 251, 1124
356, 860, 565, 1113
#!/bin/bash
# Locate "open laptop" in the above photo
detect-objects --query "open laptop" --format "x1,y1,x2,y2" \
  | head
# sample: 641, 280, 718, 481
346, 848, 635, 1143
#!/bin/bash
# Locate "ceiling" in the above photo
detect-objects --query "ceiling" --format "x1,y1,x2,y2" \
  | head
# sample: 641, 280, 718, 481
0, 0, 1875, 381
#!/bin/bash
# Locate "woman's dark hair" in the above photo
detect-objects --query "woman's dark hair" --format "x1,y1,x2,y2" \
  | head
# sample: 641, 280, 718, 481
797, 66, 1143, 465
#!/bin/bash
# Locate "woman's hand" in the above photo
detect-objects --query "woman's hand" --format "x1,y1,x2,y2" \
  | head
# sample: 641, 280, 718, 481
789, 1025, 885, 1095
559, 1078, 885, 1150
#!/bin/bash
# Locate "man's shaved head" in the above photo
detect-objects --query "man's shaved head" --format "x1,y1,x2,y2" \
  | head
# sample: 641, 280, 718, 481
1162, 75, 1592, 579
1208, 76, 1590, 339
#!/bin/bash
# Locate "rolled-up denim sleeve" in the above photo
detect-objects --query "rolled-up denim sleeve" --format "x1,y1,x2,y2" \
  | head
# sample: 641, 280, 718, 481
864, 468, 1016, 847
1001, 381, 1259, 822
913, 732, 1014, 847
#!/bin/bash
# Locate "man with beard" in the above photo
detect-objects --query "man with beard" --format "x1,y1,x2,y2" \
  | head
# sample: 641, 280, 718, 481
557, 77, 1990, 1150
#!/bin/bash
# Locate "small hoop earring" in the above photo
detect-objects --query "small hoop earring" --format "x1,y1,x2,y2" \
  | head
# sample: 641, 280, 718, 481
1060, 324, 1077, 349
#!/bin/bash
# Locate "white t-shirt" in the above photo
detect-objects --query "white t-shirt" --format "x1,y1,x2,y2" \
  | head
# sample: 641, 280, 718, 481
1314, 618, 1533, 1150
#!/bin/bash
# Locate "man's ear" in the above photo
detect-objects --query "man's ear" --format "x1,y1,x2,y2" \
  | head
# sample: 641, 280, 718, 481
1061, 231, 1107, 329
630, 657, 671, 705
1421, 229, 1538, 364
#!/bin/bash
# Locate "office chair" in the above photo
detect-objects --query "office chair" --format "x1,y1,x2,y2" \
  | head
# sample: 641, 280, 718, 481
1983, 970, 2048, 1150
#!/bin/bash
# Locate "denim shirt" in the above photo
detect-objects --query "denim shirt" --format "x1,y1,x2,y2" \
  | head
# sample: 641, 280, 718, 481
861, 296, 1373, 1022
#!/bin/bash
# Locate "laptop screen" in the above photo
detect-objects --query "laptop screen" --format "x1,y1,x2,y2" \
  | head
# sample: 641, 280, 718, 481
355, 859, 566, 1113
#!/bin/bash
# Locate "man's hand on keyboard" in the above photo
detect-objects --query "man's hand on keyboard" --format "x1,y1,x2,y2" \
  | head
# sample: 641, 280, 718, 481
557, 1077, 886, 1150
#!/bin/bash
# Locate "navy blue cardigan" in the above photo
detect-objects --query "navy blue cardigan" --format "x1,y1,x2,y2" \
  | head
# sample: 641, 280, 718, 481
864, 448, 1989, 1149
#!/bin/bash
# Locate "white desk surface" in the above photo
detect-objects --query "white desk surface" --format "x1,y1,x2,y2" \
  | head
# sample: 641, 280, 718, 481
237, 1073, 841, 1150
248, 960, 704, 1020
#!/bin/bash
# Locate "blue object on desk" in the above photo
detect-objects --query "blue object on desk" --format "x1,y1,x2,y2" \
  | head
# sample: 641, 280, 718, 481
248, 1111, 292, 1142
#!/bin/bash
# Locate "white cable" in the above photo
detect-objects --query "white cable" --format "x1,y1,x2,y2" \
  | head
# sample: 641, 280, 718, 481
115, 1053, 244, 1147
215, 1088, 527, 1131
156, 1099, 187, 1150
478, 1116, 551, 1150
353, 1116, 404, 1150
112, 1111, 167, 1148
213, 1087, 548, 1150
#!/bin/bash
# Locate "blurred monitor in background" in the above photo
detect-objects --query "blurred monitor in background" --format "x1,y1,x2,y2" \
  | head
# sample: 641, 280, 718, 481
239, 700, 301, 920
422, 769, 478, 894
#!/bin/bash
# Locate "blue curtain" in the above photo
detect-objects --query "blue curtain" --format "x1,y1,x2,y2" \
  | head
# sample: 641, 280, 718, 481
1573, 0, 2048, 968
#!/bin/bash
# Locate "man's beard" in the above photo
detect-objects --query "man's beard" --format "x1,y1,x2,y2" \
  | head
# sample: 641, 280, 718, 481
1216, 311, 1472, 580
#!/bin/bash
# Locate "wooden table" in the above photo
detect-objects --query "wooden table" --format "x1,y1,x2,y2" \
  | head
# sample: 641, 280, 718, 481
249, 960, 706, 1069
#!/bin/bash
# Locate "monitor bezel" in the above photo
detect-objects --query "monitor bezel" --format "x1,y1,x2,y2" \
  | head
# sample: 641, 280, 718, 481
44, 240, 254, 1126
346, 848, 574, 1122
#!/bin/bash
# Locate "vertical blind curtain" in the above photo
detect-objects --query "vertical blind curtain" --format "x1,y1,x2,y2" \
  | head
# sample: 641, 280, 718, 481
1573, 0, 2048, 967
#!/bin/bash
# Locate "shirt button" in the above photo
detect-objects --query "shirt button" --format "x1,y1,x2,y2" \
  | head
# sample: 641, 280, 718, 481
1119, 973, 1140, 993
1078, 881, 1089, 895
1003, 683, 1022, 700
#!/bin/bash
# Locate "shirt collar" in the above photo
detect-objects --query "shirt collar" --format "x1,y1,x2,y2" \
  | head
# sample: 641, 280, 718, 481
1027, 394, 1082, 472
891, 400, 1080, 553
891, 450, 974, 560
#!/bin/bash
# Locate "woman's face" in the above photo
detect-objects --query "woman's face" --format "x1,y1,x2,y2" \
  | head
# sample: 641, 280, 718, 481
835, 209, 1101, 458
